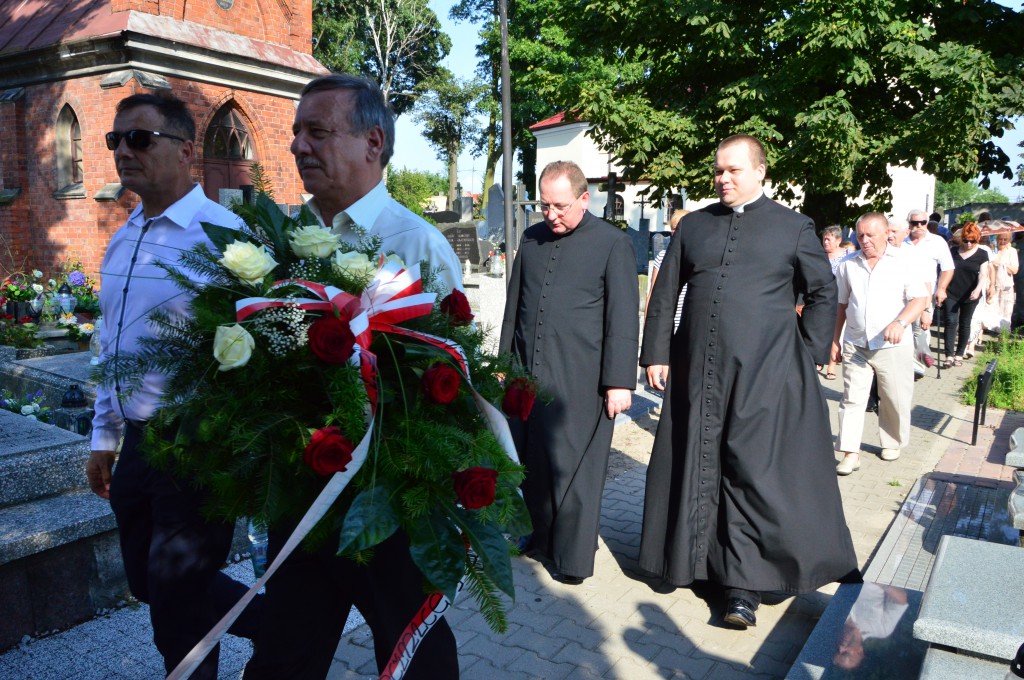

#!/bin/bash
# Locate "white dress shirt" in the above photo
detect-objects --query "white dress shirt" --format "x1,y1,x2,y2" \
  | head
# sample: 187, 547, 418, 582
836, 245, 928, 350
91, 185, 246, 451
305, 180, 464, 295
905, 231, 954, 289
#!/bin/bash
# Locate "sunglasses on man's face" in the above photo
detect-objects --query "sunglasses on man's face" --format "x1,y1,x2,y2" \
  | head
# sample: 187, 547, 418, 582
909, 219, 928, 226
105, 129, 186, 151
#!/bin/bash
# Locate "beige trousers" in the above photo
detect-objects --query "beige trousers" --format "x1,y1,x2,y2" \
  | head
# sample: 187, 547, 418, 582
836, 341, 915, 453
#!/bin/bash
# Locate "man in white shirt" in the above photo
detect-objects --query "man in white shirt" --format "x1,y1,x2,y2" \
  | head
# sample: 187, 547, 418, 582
86, 92, 262, 680
245, 74, 461, 680
833, 213, 929, 474
291, 76, 462, 296
888, 217, 938, 374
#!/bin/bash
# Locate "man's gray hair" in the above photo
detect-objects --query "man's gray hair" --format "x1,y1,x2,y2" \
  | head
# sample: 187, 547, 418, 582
889, 216, 909, 230
855, 212, 887, 230
301, 74, 395, 167
906, 209, 928, 221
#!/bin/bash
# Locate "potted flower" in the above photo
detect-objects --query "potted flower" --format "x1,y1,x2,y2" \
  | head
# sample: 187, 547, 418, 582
2, 270, 45, 319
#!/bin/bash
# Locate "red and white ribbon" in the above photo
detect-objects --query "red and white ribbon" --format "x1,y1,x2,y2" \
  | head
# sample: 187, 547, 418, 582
169, 262, 517, 680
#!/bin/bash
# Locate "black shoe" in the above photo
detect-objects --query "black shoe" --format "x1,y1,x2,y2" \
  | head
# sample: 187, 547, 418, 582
723, 599, 757, 628
552, 572, 585, 585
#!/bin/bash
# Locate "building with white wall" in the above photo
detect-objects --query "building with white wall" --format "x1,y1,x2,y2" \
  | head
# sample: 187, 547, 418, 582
530, 113, 936, 232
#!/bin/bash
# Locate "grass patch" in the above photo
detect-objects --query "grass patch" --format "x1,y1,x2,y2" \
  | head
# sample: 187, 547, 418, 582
888, 479, 902, 487
961, 332, 1024, 412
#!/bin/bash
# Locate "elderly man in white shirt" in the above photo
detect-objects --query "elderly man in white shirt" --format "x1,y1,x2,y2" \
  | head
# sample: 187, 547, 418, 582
905, 210, 954, 361
833, 213, 930, 475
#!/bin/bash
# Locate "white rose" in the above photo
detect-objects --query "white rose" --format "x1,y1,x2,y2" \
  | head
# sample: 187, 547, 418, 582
289, 225, 341, 259
20, 405, 34, 415
332, 251, 375, 279
48, 279, 57, 288
26, 414, 37, 421
32, 270, 43, 278
212, 324, 255, 372
219, 241, 278, 286
32, 283, 44, 294
380, 253, 406, 270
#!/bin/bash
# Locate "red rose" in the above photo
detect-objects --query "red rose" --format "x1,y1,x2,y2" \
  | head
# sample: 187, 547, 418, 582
422, 362, 461, 404
502, 377, 537, 420
439, 290, 474, 326
452, 467, 498, 509
308, 315, 355, 364
303, 426, 355, 476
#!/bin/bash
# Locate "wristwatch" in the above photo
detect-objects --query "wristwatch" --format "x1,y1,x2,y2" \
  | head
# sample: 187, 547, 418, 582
896, 319, 909, 328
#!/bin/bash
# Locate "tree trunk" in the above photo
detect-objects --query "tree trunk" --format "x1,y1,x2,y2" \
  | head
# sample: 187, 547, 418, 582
447, 141, 460, 210
800, 190, 861, 233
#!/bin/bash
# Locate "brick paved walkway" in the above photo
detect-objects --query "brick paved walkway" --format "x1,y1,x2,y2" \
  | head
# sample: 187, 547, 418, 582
2, 358, 1020, 680
328, 360, 1023, 680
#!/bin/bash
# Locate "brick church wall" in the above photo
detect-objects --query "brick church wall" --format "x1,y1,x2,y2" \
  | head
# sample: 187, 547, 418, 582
0, 0, 318, 286
0, 76, 304, 283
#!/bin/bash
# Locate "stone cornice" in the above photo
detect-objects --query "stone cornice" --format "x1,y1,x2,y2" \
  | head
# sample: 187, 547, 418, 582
0, 32, 324, 99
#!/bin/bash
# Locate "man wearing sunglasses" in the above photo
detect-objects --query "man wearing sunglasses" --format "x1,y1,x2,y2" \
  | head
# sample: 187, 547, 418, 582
87, 92, 262, 680
499, 160, 639, 586
905, 209, 954, 368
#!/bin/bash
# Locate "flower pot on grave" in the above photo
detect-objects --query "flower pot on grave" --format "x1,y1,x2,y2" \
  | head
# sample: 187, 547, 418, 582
5, 300, 34, 321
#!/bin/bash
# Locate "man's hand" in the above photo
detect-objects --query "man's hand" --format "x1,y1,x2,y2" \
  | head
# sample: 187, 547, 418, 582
935, 288, 947, 306
883, 321, 906, 345
646, 365, 669, 390
920, 309, 932, 331
605, 388, 632, 419
831, 341, 843, 364
87, 450, 116, 500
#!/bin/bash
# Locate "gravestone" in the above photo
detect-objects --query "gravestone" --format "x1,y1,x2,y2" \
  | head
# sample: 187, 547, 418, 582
485, 185, 505, 242
651, 232, 670, 259
440, 223, 486, 266
626, 226, 650, 274
455, 196, 473, 222
425, 209, 460, 224
219, 188, 243, 209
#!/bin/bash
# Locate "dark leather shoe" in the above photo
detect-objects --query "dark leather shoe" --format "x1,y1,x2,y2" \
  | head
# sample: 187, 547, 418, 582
723, 599, 757, 628
552, 572, 585, 585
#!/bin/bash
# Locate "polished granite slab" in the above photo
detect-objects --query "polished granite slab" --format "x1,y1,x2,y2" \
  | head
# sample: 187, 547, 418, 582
913, 535, 1024, 661
919, 647, 1008, 680
785, 582, 926, 679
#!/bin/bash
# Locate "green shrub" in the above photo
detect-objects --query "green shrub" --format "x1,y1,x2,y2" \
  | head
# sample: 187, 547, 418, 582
961, 333, 1024, 412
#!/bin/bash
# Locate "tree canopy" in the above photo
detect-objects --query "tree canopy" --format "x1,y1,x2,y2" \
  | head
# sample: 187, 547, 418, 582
935, 180, 1009, 211
506, 0, 1024, 226
386, 167, 449, 217
313, 0, 451, 117
414, 71, 486, 206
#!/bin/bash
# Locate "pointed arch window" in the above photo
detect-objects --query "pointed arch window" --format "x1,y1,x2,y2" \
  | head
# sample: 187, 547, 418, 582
203, 103, 257, 203
55, 104, 85, 198
204, 106, 254, 160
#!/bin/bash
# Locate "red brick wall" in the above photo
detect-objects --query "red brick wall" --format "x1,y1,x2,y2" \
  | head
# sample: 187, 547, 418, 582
0, 75, 304, 287
108, 0, 312, 52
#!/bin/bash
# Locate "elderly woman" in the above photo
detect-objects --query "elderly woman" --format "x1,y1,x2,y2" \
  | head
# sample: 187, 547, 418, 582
820, 225, 851, 379
940, 222, 991, 367
987, 226, 1020, 332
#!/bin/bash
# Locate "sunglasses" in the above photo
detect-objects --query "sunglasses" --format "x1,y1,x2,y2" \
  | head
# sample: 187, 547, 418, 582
909, 220, 928, 226
105, 129, 186, 151
964, 239, 978, 244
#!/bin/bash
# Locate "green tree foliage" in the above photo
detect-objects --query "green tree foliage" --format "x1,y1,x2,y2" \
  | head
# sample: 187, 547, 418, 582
504, 0, 1023, 226
386, 167, 449, 217
313, 0, 451, 117
414, 71, 487, 207
935, 180, 1009, 211
450, 0, 578, 203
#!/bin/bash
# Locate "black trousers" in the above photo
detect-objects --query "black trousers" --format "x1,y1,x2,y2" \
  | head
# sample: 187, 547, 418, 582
1012, 279, 1024, 331
109, 424, 262, 680
245, 528, 459, 680
940, 296, 979, 358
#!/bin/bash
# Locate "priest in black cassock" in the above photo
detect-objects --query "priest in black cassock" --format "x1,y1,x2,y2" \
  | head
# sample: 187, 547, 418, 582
500, 160, 639, 585
640, 135, 859, 628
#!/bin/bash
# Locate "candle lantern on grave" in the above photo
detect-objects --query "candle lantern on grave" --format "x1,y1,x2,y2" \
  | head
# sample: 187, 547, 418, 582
57, 283, 77, 324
